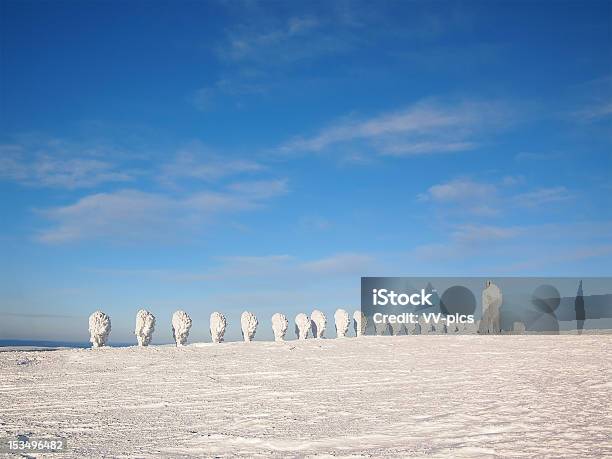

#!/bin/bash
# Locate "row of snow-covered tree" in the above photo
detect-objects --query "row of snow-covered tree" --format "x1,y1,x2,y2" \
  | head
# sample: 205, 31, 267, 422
87, 308, 368, 348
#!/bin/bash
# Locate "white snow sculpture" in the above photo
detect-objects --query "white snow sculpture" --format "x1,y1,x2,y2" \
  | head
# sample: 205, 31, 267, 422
135, 309, 156, 347
88, 310, 111, 348
240, 311, 258, 342
172, 310, 192, 346
210, 311, 227, 344
334, 309, 350, 338
374, 320, 389, 335
271, 313, 288, 341
434, 321, 447, 334
353, 310, 367, 336
513, 321, 526, 334
446, 321, 459, 334
390, 321, 405, 336
419, 316, 435, 335
481, 281, 502, 334
295, 313, 310, 340
460, 320, 479, 334
310, 309, 327, 338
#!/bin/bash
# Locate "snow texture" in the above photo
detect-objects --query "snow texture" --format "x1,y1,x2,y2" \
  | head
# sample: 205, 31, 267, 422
240, 311, 258, 342
172, 310, 192, 346
88, 311, 111, 348
481, 280, 502, 334
310, 309, 327, 338
134, 309, 156, 347
210, 312, 227, 344
353, 310, 367, 336
295, 313, 310, 340
271, 313, 288, 342
2, 336, 610, 458
334, 309, 350, 338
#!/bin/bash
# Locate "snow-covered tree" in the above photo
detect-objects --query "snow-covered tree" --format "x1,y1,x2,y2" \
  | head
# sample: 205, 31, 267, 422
433, 320, 446, 334
374, 320, 389, 335
88, 310, 111, 348
210, 311, 227, 344
513, 321, 526, 334
135, 309, 156, 346
271, 313, 288, 341
353, 310, 367, 336
310, 309, 327, 338
480, 281, 502, 334
446, 321, 459, 334
334, 309, 350, 337
390, 321, 406, 336
405, 320, 417, 335
419, 316, 434, 335
240, 311, 258, 342
295, 313, 310, 340
172, 310, 192, 346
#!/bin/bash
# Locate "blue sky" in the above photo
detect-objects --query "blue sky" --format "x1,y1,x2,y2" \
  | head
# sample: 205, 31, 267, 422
1, 0, 611, 343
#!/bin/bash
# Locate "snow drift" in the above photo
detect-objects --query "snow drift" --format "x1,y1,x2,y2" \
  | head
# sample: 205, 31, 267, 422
271, 313, 288, 341
135, 309, 156, 346
310, 309, 327, 338
240, 311, 258, 342
210, 312, 227, 344
295, 313, 310, 340
334, 309, 350, 338
88, 310, 111, 348
171, 310, 192, 346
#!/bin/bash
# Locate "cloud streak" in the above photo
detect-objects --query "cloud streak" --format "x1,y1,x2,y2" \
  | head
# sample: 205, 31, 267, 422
36, 179, 288, 244
0, 142, 133, 189
278, 99, 513, 158
418, 177, 574, 216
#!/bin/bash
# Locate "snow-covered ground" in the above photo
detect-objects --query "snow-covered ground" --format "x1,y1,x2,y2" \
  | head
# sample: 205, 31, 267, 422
1, 335, 610, 458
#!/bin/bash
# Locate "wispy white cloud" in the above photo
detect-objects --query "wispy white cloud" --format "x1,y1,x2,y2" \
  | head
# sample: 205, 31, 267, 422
278, 99, 513, 158
89, 251, 374, 283
0, 142, 132, 189
451, 224, 524, 243
511, 186, 573, 208
573, 101, 612, 121
514, 151, 564, 161
1, 136, 270, 192
568, 75, 612, 123
301, 253, 373, 275
417, 178, 500, 216
36, 179, 288, 244
419, 178, 574, 216
419, 178, 496, 202
218, 15, 330, 64
159, 149, 263, 184
411, 221, 612, 271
